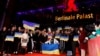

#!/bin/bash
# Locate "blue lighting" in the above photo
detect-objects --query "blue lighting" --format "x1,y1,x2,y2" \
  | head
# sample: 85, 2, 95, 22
17, 12, 22, 15
29, 10, 35, 13
57, 5, 65, 8
47, 7, 53, 10
17, 5, 64, 15
38, 8, 43, 12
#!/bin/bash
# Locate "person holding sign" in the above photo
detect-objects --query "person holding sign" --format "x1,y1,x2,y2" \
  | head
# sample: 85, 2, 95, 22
20, 29, 29, 54
64, 29, 73, 56
4, 26, 16, 55
45, 34, 59, 44
71, 27, 80, 56
13, 27, 23, 54
4, 35, 14, 55
54, 29, 61, 42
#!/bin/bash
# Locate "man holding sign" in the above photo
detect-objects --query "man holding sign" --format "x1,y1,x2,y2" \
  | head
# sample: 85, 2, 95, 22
13, 31, 23, 54
4, 26, 16, 55
4, 35, 14, 55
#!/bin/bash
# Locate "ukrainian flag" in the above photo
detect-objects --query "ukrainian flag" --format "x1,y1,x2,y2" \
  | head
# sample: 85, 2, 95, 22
55, 34, 60, 39
73, 35, 79, 41
14, 32, 22, 38
5, 35, 14, 42
22, 20, 40, 31
60, 36, 69, 41
42, 44, 60, 55
34, 24, 40, 27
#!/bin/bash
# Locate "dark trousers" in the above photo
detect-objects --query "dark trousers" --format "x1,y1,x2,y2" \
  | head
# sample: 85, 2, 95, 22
72, 41, 80, 56
27, 38, 32, 52
0, 40, 5, 55
4, 41, 13, 54
18, 43, 27, 54
34, 42, 41, 52
0, 40, 4, 52
13, 38, 21, 52
60, 40, 66, 53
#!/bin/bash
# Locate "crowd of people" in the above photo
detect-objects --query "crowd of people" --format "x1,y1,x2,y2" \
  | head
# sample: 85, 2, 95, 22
0, 24, 93, 56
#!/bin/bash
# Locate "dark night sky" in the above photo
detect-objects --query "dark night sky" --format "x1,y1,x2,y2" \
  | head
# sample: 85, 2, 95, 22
0, 0, 100, 27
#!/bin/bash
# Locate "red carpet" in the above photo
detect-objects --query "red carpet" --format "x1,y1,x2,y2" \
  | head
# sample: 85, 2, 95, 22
11, 53, 66, 56
11, 48, 80, 56
11, 53, 80, 56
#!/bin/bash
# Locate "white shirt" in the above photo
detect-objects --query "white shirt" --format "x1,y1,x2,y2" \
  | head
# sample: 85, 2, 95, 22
45, 39, 59, 44
21, 33, 29, 46
21, 33, 29, 39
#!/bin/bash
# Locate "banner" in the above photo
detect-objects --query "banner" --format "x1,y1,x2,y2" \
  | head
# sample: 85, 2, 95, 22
55, 35, 60, 39
5, 35, 14, 42
42, 44, 60, 55
88, 37, 100, 56
22, 20, 40, 31
73, 35, 79, 41
14, 32, 23, 38
60, 36, 69, 41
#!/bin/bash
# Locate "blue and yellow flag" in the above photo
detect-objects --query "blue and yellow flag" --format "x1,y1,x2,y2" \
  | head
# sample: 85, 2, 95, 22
55, 34, 60, 39
60, 36, 69, 41
14, 32, 23, 38
73, 35, 79, 41
42, 44, 60, 55
22, 20, 40, 31
5, 35, 14, 42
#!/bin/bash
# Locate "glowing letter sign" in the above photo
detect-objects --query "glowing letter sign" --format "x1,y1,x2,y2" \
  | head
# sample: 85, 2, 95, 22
64, 0, 78, 12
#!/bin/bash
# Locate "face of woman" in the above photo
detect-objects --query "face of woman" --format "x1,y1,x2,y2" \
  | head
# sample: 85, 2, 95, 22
79, 27, 83, 31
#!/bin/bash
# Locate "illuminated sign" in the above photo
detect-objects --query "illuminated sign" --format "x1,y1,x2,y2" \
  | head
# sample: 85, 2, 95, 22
55, 13, 94, 21
64, 0, 78, 12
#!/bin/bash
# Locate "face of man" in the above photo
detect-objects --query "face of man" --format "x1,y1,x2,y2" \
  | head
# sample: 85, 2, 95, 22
3, 27, 7, 31
65, 29, 71, 35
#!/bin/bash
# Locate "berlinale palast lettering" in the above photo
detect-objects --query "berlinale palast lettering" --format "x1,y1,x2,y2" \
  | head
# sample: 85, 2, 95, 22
55, 13, 93, 21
